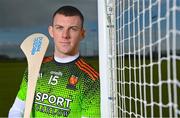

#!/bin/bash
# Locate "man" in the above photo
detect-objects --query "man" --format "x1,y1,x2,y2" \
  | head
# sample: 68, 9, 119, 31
9, 6, 100, 117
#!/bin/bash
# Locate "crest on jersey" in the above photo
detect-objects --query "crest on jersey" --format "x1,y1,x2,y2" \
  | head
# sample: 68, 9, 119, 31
66, 75, 78, 90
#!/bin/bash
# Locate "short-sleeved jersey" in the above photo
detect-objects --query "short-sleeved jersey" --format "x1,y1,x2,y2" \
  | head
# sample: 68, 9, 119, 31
17, 56, 100, 118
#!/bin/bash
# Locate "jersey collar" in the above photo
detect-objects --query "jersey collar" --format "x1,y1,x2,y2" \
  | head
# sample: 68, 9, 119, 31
54, 53, 80, 63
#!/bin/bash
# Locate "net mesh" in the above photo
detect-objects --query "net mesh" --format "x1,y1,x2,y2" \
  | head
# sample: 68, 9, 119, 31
109, 0, 180, 117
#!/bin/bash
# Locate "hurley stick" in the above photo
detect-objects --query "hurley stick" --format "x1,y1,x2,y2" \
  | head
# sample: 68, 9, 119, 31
20, 33, 49, 118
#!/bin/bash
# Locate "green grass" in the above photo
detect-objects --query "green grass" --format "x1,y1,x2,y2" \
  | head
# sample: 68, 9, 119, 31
0, 57, 99, 117
0, 60, 27, 117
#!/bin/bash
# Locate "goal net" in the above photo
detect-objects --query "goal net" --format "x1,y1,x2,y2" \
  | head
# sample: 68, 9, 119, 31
98, 0, 180, 117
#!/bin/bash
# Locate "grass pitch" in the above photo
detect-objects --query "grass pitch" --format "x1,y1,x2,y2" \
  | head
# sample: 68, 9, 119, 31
0, 60, 27, 117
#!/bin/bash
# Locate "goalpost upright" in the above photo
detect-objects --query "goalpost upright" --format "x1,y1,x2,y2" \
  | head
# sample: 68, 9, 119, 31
98, 0, 117, 117
98, 0, 111, 117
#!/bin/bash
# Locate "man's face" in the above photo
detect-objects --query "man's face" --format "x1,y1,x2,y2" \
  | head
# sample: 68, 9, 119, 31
48, 14, 85, 57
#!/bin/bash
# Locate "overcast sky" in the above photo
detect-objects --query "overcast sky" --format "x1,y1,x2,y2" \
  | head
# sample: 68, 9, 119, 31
0, 0, 97, 28
0, 0, 98, 58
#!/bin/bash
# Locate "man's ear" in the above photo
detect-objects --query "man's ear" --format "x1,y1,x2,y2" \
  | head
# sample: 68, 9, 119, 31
48, 26, 54, 38
81, 29, 86, 39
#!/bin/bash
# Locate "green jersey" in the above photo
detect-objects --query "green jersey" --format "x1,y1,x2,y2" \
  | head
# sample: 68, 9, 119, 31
17, 56, 100, 118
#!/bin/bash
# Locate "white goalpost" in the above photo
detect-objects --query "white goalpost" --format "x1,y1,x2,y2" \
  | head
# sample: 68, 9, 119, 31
98, 0, 113, 117
98, 0, 180, 117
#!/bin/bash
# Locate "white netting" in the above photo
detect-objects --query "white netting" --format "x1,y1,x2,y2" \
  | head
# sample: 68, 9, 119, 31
108, 0, 180, 117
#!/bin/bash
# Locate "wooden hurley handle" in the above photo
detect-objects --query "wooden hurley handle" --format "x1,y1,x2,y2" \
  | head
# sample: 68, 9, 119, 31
20, 33, 49, 118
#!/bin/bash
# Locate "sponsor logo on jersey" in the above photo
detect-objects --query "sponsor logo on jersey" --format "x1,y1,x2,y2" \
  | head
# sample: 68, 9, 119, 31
66, 75, 78, 90
50, 71, 63, 76
34, 92, 72, 117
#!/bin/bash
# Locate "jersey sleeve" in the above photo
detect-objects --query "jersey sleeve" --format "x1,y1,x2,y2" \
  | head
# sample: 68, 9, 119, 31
8, 97, 25, 118
17, 69, 28, 101
81, 77, 101, 117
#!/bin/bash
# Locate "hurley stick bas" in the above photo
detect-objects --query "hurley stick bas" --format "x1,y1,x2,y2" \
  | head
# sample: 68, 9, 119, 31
20, 33, 49, 118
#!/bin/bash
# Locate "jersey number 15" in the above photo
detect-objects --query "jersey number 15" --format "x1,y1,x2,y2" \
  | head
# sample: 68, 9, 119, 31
48, 75, 59, 85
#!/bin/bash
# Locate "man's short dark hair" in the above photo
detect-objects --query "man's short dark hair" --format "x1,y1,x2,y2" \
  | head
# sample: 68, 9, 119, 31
52, 6, 84, 27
